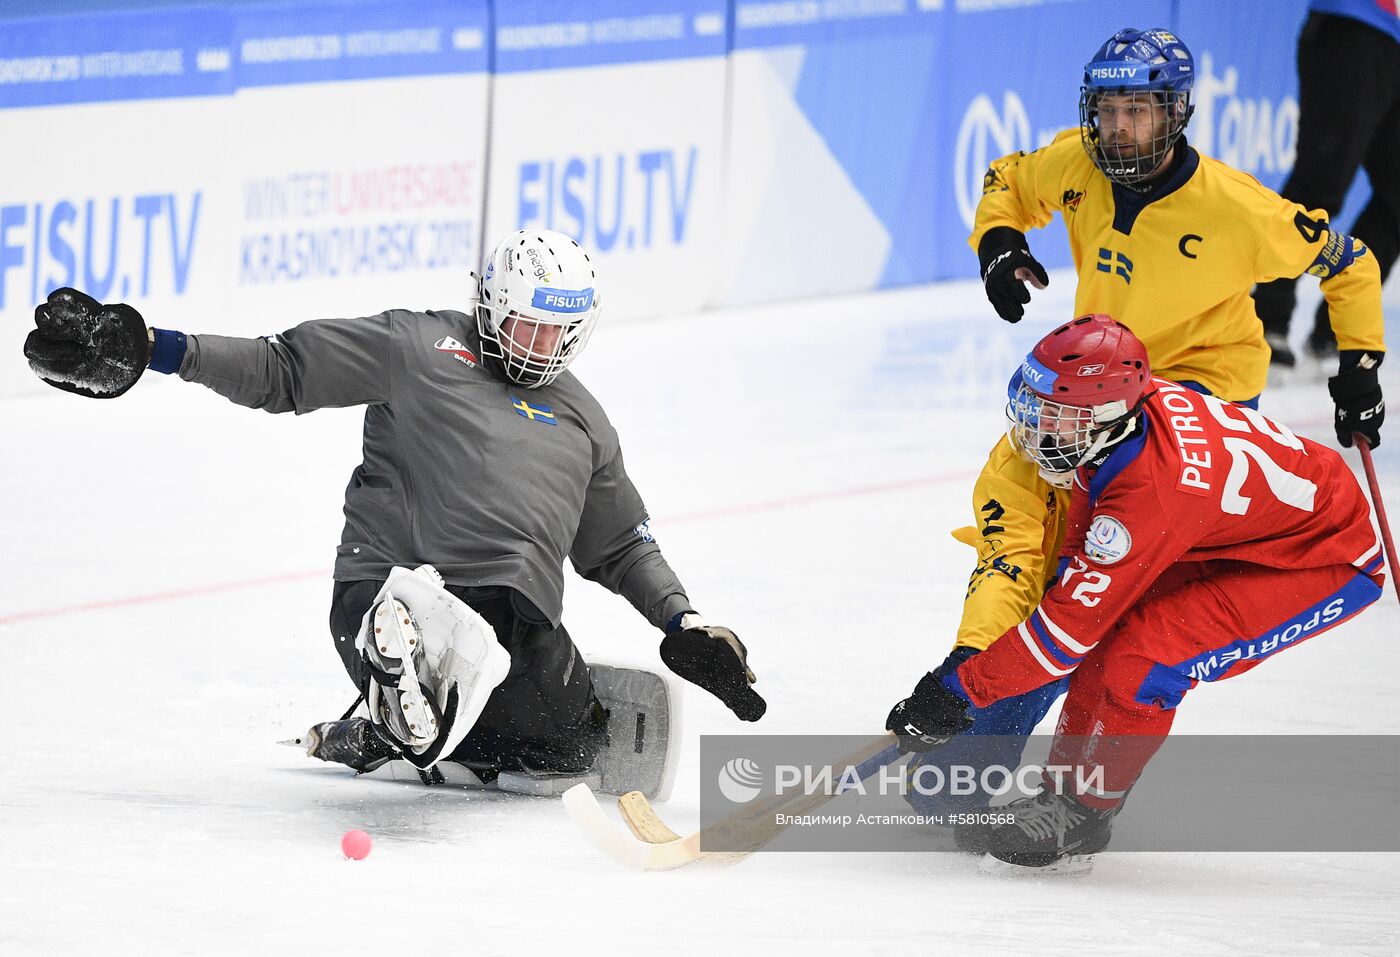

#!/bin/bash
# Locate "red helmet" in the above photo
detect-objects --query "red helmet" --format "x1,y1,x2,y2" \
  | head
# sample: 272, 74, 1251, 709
1007, 315, 1152, 473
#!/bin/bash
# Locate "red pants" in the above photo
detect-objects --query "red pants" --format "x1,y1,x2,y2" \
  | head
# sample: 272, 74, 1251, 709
1049, 560, 1384, 809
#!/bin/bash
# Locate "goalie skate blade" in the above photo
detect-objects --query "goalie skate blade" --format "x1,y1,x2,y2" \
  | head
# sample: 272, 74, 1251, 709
978, 852, 1098, 878
278, 732, 316, 753
562, 784, 702, 871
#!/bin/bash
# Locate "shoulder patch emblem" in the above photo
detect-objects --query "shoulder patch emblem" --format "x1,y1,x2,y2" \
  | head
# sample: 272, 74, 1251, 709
1084, 514, 1132, 565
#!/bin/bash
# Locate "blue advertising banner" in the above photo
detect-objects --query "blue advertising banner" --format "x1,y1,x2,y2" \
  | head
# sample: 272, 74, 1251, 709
0, 4, 231, 109
493, 0, 727, 73
232, 0, 488, 87
717, 2, 948, 305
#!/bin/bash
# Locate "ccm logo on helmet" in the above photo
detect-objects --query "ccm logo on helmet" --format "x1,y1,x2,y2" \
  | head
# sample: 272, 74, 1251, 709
531, 287, 595, 313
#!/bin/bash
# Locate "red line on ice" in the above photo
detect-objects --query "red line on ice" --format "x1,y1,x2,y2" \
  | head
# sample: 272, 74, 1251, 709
0, 469, 972, 625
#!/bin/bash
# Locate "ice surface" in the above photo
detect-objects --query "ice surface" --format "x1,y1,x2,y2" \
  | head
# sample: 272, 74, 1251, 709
3, 275, 1397, 955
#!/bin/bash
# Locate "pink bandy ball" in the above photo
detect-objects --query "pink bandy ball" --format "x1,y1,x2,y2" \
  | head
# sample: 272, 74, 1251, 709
341, 829, 372, 860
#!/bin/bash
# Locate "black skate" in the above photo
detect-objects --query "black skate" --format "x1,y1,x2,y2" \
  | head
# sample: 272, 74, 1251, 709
953, 821, 993, 855
293, 717, 402, 774
980, 788, 1117, 876
1305, 320, 1338, 363
1264, 331, 1296, 369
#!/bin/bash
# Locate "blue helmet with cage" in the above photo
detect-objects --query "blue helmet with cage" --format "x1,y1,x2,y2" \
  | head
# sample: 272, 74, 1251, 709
1079, 28, 1195, 189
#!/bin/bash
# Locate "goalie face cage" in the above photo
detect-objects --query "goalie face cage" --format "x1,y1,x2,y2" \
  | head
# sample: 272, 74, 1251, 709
475, 302, 596, 389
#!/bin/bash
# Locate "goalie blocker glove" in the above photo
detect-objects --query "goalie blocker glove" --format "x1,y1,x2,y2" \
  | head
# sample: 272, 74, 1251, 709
978, 226, 1049, 324
1328, 351, 1384, 449
660, 613, 766, 721
886, 646, 978, 753
24, 287, 151, 398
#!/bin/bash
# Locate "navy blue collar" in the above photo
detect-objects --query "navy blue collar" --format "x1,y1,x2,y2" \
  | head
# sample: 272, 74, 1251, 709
1110, 142, 1199, 235
1086, 416, 1149, 506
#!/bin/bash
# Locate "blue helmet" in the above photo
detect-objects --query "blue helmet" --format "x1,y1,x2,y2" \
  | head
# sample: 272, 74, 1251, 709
1079, 28, 1195, 189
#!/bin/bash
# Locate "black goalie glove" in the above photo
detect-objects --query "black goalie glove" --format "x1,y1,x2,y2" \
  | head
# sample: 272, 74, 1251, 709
885, 647, 978, 754
660, 614, 767, 722
978, 226, 1049, 324
1329, 352, 1384, 449
24, 287, 150, 398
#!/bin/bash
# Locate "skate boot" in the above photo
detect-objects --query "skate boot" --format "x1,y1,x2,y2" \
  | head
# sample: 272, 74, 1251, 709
980, 788, 1117, 876
953, 821, 993, 855
298, 717, 401, 774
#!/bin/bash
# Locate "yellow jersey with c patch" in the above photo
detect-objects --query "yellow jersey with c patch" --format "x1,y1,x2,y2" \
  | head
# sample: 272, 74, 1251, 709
972, 128, 1385, 403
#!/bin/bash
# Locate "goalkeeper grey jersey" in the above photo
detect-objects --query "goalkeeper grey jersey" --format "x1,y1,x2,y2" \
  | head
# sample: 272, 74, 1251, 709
178, 308, 689, 631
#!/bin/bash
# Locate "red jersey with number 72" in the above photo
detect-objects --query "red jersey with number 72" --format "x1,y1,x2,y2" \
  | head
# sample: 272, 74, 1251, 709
955, 378, 1383, 708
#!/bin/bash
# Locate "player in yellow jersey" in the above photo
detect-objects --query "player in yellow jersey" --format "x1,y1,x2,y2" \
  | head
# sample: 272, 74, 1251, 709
891, 28, 1386, 846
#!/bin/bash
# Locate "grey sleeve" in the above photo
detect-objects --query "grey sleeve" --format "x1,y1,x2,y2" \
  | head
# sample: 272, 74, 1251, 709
177, 312, 395, 413
569, 444, 692, 632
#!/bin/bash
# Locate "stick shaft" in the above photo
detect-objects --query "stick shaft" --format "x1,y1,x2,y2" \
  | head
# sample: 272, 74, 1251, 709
1355, 436, 1400, 604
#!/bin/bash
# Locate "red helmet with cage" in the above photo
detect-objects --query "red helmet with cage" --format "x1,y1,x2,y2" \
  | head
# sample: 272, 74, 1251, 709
1006, 315, 1153, 473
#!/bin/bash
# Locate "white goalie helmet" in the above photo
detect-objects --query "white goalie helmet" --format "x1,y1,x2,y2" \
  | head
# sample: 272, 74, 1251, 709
476, 229, 601, 388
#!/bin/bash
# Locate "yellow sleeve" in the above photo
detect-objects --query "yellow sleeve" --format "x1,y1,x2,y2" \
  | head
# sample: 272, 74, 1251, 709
1254, 199, 1385, 354
1316, 235, 1385, 354
968, 128, 1082, 252
951, 436, 1070, 653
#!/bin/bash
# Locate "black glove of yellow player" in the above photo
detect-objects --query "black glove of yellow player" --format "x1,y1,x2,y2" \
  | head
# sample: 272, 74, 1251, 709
886, 647, 978, 754
661, 613, 766, 722
1329, 351, 1384, 449
978, 226, 1049, 323
24, 287, 149, 398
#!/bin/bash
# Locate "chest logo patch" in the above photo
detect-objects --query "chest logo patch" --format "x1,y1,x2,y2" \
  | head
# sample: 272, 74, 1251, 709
1084, 514, 1132, 565
434, 336, 478, 368
511, 395, 557, 426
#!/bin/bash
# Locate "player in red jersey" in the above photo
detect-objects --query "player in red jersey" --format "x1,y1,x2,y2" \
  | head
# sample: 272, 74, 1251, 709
886, 315, 1387, 872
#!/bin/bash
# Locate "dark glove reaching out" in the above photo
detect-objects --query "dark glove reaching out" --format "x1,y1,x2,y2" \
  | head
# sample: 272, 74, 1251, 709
24, 287, 149, 398
886, 646, 978, 754
661, 613, 766, 722
1329, 351, 1384, 449
978, 226, 1049, 324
